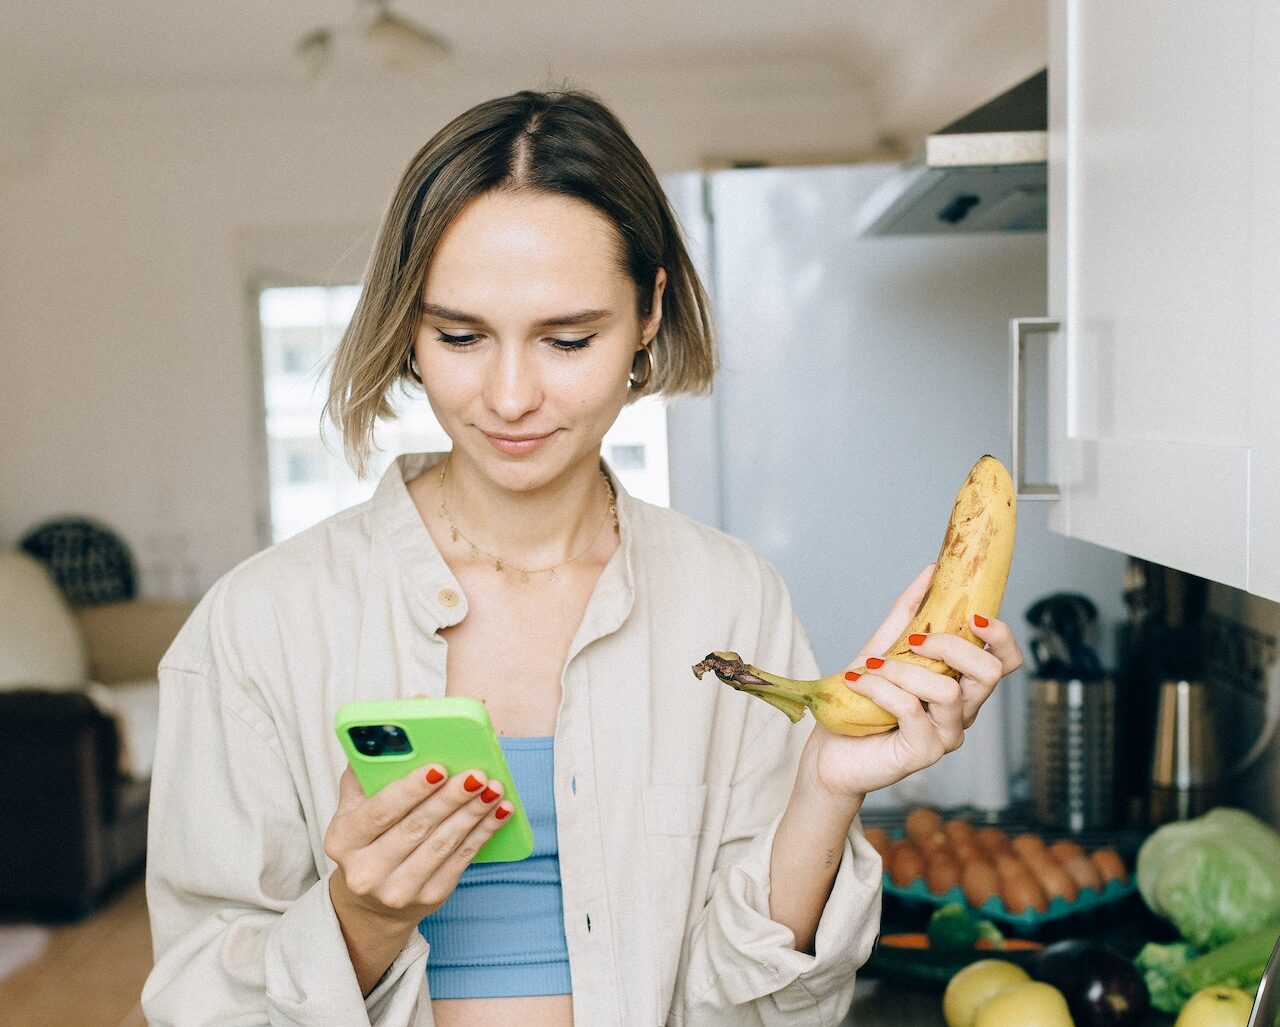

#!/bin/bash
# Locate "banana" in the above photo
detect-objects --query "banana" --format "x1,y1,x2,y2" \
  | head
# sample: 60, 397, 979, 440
691, 454, 1016, 737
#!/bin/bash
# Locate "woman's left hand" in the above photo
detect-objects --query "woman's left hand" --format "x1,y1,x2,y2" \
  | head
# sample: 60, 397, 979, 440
804, 564, 1024, 801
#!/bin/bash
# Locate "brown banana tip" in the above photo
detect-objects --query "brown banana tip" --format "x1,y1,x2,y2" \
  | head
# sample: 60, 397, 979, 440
691, 651, 747, 683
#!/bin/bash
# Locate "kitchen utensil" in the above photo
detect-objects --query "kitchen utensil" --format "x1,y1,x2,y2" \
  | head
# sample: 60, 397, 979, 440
1029, 676, 1116, 831
1148, 678, 1222, 825
1026, 593, 1115, 831
1246, 929, 1280, 1027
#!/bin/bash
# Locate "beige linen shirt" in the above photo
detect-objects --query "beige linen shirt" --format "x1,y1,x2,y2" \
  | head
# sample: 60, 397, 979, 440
142, 452, 883, 1027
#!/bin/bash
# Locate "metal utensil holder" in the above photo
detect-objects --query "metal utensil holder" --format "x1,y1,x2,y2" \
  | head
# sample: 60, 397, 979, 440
1029, 676, 1116, 832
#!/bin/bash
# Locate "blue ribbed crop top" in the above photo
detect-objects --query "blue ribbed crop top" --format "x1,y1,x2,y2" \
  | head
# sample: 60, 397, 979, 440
418, 736, 572, 998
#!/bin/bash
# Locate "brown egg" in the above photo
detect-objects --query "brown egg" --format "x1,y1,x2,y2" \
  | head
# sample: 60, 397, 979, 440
1059, 853, 1104, 893
944, 819, 977, 846
994, 853, 1028, 880
887, 838, 916, 862
952, 842, 983, 867
1027, 858, 1080, 904
888, 841, 926, 886
1047, 840, 1086, 865
919, 829, 952, 855
975, 827, 1010, 854
961, 860, 1000, 907
1000, 872, 1050, 914
925, 853, 962, 896
1010, 833, 1049, 861
863, 827, 891, 859
1091, 847, 1129, 884
905, 807, 944, 844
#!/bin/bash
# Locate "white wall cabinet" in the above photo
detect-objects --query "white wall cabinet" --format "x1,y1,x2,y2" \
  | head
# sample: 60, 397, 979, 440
1044, 0, 1279, 602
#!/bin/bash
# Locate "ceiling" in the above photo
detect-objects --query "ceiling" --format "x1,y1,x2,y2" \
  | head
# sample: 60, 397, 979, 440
2, 0, 1046, 152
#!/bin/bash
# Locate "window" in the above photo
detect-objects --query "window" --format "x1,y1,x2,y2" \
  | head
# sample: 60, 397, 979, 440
607, 444, 646, 471
285, 446, 327, 485
256, 285, 670, 543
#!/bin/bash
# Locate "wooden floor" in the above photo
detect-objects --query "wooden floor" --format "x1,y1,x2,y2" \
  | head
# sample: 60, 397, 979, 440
0, 875, 152, 1027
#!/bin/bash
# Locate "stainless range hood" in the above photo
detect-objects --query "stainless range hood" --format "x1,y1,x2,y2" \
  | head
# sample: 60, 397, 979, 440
856, 70, 1046, 236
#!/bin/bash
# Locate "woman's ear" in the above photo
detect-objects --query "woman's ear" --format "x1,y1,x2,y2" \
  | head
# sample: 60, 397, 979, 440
642, 267, 667, 343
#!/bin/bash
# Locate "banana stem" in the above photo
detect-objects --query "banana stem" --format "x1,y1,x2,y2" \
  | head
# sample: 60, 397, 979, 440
691, 652, 812, 723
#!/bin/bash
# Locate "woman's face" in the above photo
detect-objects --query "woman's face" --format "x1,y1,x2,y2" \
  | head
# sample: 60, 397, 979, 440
414, 189, 664, 492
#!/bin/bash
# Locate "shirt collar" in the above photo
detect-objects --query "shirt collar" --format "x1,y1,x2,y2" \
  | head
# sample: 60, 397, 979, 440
371, 451, 637, 638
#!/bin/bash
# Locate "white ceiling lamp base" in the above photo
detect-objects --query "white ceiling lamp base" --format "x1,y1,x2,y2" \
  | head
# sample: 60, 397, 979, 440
292, 1, 451, 81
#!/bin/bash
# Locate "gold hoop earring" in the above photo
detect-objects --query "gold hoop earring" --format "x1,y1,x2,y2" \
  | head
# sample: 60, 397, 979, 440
628, 343, 654, 391
406, 349, 423, 385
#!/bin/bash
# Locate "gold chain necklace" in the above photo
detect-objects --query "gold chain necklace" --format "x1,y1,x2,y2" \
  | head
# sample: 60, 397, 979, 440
437, 457, 619, 583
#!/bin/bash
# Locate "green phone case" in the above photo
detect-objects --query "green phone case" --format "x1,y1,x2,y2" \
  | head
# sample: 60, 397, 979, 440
334, 697, 534, 863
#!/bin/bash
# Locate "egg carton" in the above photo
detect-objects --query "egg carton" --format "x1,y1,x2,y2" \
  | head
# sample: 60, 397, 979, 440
881, 874, 1138, 935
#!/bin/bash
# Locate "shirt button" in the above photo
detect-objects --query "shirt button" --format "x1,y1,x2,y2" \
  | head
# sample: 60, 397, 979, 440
437, 588, 460, 608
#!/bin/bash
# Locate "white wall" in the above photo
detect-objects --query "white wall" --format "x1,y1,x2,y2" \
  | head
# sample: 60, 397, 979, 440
0, 61, 900, 595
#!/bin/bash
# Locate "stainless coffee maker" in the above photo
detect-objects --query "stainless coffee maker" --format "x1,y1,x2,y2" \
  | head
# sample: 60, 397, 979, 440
1026, 593, 1116, 832
1148, 677, 1222, 824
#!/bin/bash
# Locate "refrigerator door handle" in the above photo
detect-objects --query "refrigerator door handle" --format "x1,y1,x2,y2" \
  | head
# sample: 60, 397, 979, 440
1009, 317, 1061, 501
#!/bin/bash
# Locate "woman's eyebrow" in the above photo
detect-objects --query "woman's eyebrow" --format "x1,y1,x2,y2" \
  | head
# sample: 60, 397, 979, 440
420, 301, 613, 328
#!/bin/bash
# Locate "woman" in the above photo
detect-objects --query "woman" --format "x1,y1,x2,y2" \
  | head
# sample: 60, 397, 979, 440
142, 90, 1022, 1027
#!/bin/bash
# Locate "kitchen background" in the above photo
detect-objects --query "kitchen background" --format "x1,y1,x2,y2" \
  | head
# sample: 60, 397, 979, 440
2, 1, 1279, 1022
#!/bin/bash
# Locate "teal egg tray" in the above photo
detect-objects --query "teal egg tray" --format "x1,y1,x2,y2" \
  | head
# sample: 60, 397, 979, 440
881, 873, 1137, 933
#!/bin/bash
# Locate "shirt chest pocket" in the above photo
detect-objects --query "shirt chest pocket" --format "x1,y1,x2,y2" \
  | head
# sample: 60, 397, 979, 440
642, 782, 728, 1023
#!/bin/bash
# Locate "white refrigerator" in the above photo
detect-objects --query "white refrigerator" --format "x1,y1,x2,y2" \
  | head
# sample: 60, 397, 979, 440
660, 164, 1128, 811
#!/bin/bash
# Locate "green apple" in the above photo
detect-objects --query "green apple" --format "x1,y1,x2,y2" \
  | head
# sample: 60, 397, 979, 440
1174, 986, 1254, 1027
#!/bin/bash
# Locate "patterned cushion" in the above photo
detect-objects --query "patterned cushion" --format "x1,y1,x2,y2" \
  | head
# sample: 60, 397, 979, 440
19, 518, 137, 607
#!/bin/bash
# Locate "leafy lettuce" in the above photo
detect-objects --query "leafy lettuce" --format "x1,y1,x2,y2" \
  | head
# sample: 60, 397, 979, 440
1137, 808, 1280, 949
1136, 926, 1275, 1014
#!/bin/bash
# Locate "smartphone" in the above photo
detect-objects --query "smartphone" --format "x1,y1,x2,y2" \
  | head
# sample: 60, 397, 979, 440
334, 697, 534, 863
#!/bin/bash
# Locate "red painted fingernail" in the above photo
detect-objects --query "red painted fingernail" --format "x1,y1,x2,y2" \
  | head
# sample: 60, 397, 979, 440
974, 614, 990, 628
844, 670, 861, 681
909, 633, 927, 646
425, 767, 445, 785
480, 786, 500, 803
866, 657, 885, 670
464, 774, 483, 793
495, 805, 512, 820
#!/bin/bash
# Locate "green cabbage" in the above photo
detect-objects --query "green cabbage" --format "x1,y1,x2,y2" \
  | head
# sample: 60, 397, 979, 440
1137, 807, 1280, 949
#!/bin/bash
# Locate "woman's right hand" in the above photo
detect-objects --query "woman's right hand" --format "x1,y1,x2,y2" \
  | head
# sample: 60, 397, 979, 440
325, 762, 514, 935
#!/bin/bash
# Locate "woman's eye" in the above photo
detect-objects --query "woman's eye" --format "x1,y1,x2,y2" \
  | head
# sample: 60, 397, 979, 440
551, 335, 595, 351
433, 332, 595, 351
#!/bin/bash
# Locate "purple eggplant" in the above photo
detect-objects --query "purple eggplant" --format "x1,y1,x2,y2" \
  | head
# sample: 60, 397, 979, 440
1029, 939, 1150, 1027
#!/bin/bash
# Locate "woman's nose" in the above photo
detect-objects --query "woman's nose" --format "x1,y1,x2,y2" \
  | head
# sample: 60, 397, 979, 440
482, 343, 542, 422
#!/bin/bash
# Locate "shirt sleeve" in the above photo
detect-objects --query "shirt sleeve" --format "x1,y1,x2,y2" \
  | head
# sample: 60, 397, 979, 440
140, 593, 431, 1027
674, 555, 883, 1026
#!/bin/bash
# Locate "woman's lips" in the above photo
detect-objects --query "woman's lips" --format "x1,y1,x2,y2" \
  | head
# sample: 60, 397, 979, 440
482, 429, 556, 455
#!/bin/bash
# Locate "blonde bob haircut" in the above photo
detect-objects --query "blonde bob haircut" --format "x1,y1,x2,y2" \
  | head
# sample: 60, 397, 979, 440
323, 88, 718, 478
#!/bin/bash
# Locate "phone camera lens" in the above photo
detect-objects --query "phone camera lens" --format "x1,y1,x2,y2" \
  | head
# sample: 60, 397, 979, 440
349, 726, 383, 756
380, 725, 413, 755
347, 725, 412, 757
